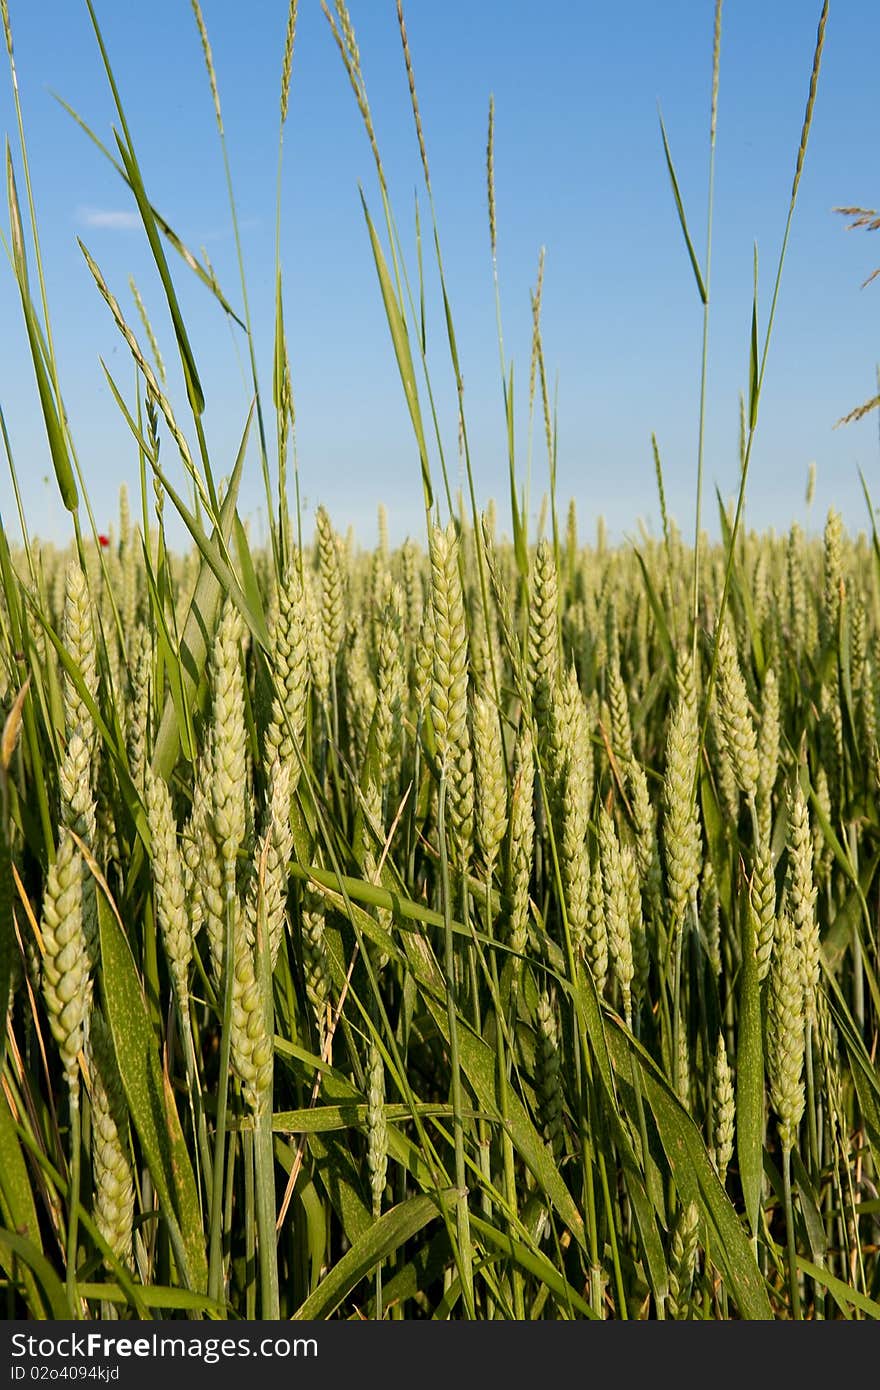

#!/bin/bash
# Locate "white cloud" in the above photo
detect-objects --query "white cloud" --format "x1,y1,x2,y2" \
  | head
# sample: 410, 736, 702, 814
76, 206, 140, 230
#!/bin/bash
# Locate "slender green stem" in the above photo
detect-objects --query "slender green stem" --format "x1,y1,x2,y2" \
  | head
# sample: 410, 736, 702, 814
782, 1145, 801, 1320
243, 1128, 256, 1320
483, 878, 525, 1320
65, 1089, 81, 1317
254, 1107, 280, 1318
208, 886, 236, 1303
437, 773, 475, 1319
691, 0, 723, 664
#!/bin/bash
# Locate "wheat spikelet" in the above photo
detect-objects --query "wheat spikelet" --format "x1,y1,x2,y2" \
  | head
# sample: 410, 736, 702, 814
145, 766, 191, 1009
663, 673, 701, 932
789, 0, 828, 211
0, 0, 12, 59
528, 539, 560, 742
87, 1010, 134, 1268
246, 762, 293, 971
344, 623, 377, 772
561, 699, 592, 955
400, 538, 423, 640
230, 911, 273, 1115
787, 781, 819, 1025
322, 1, 385, 190
676, 1014, 690, 1107
585, 849, 609, 996
41, 830, 91, 1094
473, 693, 507, 881
396, 0, 429, 188
815, 990, 847, 1166
429, 522, 474, 871
371, 584, 405, 816
716, 620, 759, 801
812, 766, 832, 881
126, 624, 152, 796
750, 840, 776, 983
507, 724, 534, 968
768, 910, 805, 1152
191, 0, 223, 134
757, 667, 780, 842
128, 276, 166, 384
265, 559, 310, 791
787, 524, 806, 652
712, 1033, 734, 1184
210, 602, 247, 879
621, 837, 649, 1007
280, 0, 298, 124
822, 507, 842, 644
628, 758, 658, 892
599, 806, 633, 1026
701, 859, 721, 977
529, 250, 546, 422
316, 505, 346, 664
62, 562, 98, 755
607, 637, 634, 771
366, 1041, 388, 1218
486, 95, 497, 258
667, 1202, 699, 1319
535, 990, 563, 1157
301, 885, 331, 1042
709, 688, 740, 824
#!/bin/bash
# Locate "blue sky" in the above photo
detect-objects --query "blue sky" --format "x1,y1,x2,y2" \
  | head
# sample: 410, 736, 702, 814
0, 0, 878, 551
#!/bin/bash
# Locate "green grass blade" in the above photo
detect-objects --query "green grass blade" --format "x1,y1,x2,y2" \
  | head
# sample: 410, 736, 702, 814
291, 1192, 449, 1319
657, 110, 708, 304
736, 894, 764, 1243
95, 889, 207, 1292
468, 1213, 597, 1318
748, 242, 760, 428
797, 1257, 880, 1319
605, 1018, 773, 1320
359, 189, 432, 512
0, 1095, 46, 1317
6, 146, 77, 512
0, 1228, 71, 1319
151, 408, 250, 779
50, 93, 245, 328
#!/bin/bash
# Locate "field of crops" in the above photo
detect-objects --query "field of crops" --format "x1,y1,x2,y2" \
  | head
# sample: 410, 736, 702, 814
1, 0, 878, 1322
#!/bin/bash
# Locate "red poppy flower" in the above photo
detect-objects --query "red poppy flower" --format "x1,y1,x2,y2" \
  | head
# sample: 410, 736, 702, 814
98, 534, 110, 548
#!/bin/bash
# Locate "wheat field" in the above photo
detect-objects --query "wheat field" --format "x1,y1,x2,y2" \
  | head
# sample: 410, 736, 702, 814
1, 0, 878, 1321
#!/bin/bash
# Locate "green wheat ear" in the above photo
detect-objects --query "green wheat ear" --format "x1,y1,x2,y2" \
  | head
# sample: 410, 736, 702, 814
429, 521, 474, 872
3, 0, 871, 1323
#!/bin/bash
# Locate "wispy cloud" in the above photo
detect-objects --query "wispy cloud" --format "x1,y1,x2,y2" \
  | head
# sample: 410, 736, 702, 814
76, 206, 140, 231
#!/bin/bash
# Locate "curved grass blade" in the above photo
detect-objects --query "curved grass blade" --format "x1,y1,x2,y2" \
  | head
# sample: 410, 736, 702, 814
604, 1017, 772, 1320
748, 242, 760, 428
51, 93, 245, 328
6, 145, 77, 512
76, 1284, 227, 1316
0, 1228, 71, 1319
736, 892, 764, 1244
469, 1213, 597, 1318
359, 189, 432, 511
797, 1257, 880, 1319
291, 1192, 449, 1319
83, 0, 206, 419
95, 887, 207, 1292
0, 1095, 46, 1317
416, 971, 587, 1252
658, 110, 707, 304
0, 681, 27, 1066
151, 406, 251, 778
